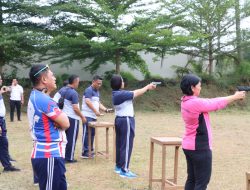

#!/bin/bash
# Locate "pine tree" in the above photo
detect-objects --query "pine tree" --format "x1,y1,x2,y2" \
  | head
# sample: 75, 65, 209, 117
163, 0, 237, 74
0, 0, 47, 73
43, 0, 196, 75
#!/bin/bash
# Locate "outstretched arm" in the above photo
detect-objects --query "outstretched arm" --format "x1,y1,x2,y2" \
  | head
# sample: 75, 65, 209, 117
195, 91, 246, 113
133, 83, 156, 98
225, 91, 246, 104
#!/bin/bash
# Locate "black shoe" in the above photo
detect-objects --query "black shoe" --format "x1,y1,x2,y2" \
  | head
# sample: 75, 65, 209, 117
18, 119, 21, 121
65, 159, 77, 164
81, 151, 95, 159
3, 166, 20, 172
9, 158, 16, 162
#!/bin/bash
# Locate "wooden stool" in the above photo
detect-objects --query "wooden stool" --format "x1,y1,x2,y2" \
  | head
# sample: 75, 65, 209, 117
149, 137, 184, 190
88, 121, 116, 161
246, 172, 250, 190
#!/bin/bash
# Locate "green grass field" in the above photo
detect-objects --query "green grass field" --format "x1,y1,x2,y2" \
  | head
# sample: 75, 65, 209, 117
0, 111, 250, 190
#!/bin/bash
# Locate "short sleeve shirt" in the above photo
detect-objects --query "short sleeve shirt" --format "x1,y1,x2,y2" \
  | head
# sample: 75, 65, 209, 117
10, 84, 23, 101
57, 86, 80, 120
112, 90, 134, 117
81, 86, 100, 119
0, 94, 6, 117
27, 89, 66, 158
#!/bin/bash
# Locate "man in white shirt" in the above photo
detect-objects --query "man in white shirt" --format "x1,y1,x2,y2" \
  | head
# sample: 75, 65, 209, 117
9, 79, 24, 122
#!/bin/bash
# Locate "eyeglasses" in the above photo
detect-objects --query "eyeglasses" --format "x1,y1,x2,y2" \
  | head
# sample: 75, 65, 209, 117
34, 65, 50, 77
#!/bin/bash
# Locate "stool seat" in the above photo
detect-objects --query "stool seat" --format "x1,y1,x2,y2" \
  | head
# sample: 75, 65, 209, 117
89, 121, 114, 128
149, 136, 184, 190
151, 137, 182, 146
87, 121, 115, 161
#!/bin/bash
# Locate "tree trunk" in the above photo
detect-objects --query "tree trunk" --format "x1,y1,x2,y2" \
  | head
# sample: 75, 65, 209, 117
0, 0, 2, 24
235, 0, 242, 64
0, 60, 3, 74
0, 0, 4, 73
208, 38, 213, 75
217, 0, 221, 66
115, 49, 121, 74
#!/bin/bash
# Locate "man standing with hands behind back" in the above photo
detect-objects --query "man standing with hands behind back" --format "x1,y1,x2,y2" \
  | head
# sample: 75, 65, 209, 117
9, 79, 24, 122
81, 75, 111, 158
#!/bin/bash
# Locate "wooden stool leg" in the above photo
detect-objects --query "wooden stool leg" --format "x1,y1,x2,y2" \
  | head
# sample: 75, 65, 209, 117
106, 128, 109, 159
149, 141, 154, 189
247, 172, 250, 190
162, 146, 166, 190
174, 146, 179, 184
88, 126, 92, 158
113, 127, 116, 162
95, 128, 98, 159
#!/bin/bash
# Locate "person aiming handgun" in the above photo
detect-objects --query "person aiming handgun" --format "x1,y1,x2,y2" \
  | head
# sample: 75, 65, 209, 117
180, 74, 246, 190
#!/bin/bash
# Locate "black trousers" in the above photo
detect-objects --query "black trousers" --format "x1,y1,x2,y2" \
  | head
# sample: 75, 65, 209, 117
65, 117, 79, 161
115, 116, 135, 172
32, 157, 67, 190
82, 117, 96, 154
183, 149, 212, 190
0, 118, 12, 169
10, 100, 21, 121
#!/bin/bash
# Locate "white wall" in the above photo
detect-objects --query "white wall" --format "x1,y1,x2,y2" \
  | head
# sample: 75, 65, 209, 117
3, 53, 189, 80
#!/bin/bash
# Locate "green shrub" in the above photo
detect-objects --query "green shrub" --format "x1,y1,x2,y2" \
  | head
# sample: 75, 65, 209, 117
215, 61, 250, 88
104, 70, 137, 81
103, 70, 116, 81
120, 71, 137, 82
235, 61, 250, 83
2, 69, 32, 88
56, 73, 70, 88
101, 79, 110, 90
172, 65, 190, 78
144, 71, 151, 80
19, 78, 32, 88
199, 73, 215, 85
144, 71, 164, 81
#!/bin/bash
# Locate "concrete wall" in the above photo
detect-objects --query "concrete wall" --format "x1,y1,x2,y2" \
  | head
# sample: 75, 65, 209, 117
3, 52, 189, 81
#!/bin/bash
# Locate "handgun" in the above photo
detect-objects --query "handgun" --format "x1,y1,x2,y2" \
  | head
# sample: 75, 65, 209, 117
105, 108, 114, 113
152, 82, 162, 85
236, 86, 250, 91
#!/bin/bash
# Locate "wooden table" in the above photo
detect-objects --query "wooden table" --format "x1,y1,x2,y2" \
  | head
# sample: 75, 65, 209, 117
88, 121, 115, 161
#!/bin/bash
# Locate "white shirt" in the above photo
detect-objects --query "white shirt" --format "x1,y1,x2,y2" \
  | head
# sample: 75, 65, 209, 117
54, 87, 81, 120
10, 84, 23, 101
0, 94, 6, 117
112, 90, 134, 117
81, 86, 100, 119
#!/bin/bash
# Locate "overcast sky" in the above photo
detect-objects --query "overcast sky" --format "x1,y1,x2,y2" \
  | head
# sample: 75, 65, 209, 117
35, 0, 250, 30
